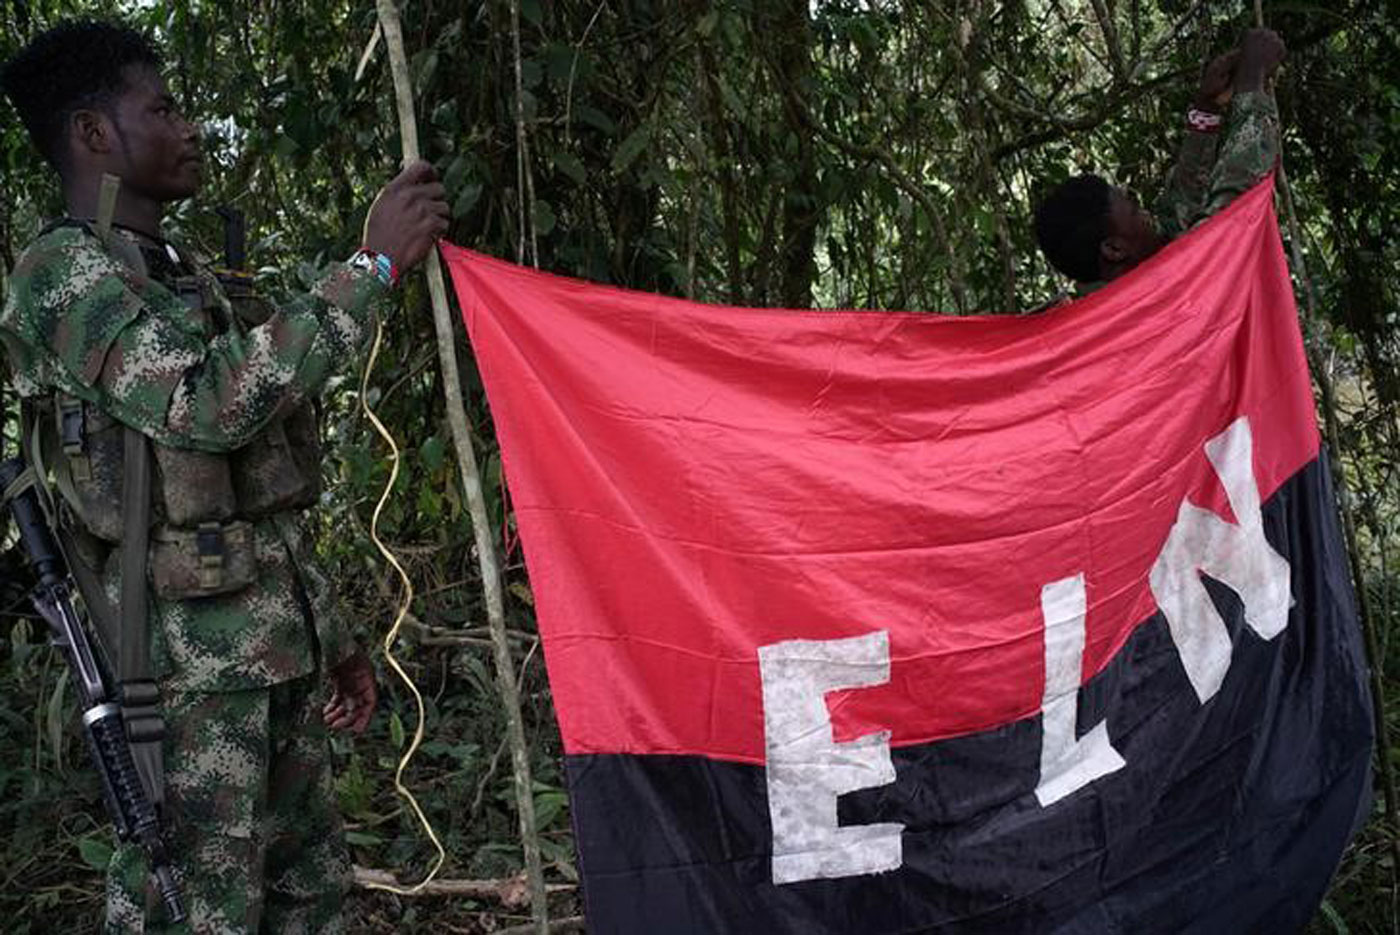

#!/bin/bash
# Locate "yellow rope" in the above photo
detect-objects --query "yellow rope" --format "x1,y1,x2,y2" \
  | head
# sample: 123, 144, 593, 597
359, 310, 446, 894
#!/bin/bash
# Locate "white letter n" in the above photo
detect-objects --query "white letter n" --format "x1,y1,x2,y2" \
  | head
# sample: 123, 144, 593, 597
1149, 417, 1291, 703
759, 631, 903, 885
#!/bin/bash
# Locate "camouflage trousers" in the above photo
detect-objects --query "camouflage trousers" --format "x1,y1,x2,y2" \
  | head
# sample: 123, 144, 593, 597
105, 673, 350, 934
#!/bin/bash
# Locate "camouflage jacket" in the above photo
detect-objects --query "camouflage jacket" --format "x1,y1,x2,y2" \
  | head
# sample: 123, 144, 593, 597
1153, 90, 1281, 238
0, 224, 389, 692
1069, 90, 1281, 299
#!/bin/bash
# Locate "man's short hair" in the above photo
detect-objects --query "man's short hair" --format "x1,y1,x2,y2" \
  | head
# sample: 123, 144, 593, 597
1033, 174, 1112, 283
0, 19, 161, 171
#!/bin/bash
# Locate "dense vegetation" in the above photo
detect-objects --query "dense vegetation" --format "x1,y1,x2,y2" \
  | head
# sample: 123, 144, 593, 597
2, 1, 1396, 932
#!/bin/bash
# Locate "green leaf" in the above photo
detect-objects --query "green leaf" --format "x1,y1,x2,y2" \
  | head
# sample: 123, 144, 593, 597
389, 710, 405, 750
460, 654, 493, 696
538, 836, 579, 882
420, 435, 446, 472
431, 101, 457, 131
534, 788, 569, 829
545, 43, 588, 83
412, 49, 439, 89
1319, 900, 1350, 935
283, 96, 316, 148
520, 88, 539, 122
344, 830, 385, 848
554, 151, 587, 185
335, 756, 373, 818
574, 105, 616, 135
78, 835, 113, 871
532, 199, 557, 236
416, 484, 441, 521
437, 603, 473, 624
45, 667, 69, 765
509, 580, 535, 607
611, 125, 651, 174
273, 134, 299, 158
441, 154, 469, 193
453, 183, 483, 219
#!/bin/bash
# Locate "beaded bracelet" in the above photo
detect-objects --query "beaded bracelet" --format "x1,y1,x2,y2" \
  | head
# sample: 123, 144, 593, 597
1186, 108, 1224, 134
349, 247, 400, 288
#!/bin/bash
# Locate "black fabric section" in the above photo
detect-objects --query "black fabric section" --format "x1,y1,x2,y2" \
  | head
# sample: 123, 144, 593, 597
565, 457, 1374, 934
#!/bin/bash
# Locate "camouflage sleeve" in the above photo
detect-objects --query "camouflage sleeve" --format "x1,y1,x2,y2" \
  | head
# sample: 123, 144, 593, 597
1196, 90, 1280, 221
279, 514, 360, 671
164, 264, 389, 450
4, 228, 388, 453
1154, 127, 1222, 240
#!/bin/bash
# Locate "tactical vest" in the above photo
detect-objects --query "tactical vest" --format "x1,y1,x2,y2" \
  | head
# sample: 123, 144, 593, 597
37, 222, 324, 600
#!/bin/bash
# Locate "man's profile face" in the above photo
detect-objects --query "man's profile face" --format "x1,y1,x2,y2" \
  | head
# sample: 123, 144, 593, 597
105, 64, 202, 202
1104, 187, 1165, 272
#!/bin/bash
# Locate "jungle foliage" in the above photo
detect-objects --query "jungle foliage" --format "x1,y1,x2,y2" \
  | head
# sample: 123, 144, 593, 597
1, 0, 1398, 932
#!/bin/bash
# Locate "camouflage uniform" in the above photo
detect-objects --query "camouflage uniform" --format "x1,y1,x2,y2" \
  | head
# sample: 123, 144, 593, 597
0, 223, 389, 932
1154, 90, 1281, 238
1071, 89, 1281, 298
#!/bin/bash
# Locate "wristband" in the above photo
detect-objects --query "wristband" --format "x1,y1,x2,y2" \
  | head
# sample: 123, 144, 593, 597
349, 248, 399, 288
1186, 108, 1223, 134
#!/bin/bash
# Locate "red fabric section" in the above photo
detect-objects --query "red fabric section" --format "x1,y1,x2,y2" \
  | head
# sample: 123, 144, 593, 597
442, 178, 1317, 763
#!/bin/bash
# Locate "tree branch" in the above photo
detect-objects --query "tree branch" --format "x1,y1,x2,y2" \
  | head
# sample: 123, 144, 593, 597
990, 65, 1191, 161
1088, 0, 1128, 80
772, 68, 970, 312
352, 866, 573, 905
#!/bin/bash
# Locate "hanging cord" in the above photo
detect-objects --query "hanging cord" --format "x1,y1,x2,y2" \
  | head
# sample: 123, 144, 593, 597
1251, 0, 1400, 895
346, 6, 446, 899
368, 1, 550, 926
357, 299, 447, 895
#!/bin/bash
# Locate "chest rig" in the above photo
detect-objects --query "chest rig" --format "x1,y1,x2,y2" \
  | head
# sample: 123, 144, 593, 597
38, 215, 324, 602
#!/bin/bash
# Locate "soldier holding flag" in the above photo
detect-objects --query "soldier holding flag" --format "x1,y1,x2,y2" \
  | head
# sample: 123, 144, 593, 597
1, 19, 447, 932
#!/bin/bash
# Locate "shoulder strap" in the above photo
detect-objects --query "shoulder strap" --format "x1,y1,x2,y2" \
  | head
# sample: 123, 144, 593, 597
98, 176, 164, 805
119, 425, 163, 809
95, 173, 120, 239
43, 175, 152, 279
119, 427, 152, 684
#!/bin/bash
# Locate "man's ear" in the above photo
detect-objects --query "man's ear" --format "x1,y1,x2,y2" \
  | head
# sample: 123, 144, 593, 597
1100, 236, 1127, 265
71, 109, 114, 157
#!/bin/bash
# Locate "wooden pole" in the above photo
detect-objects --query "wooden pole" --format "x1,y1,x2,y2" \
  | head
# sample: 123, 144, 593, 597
373, 2, 550, 930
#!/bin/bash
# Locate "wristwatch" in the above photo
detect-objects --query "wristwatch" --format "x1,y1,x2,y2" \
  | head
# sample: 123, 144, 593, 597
349, 248, 399, 288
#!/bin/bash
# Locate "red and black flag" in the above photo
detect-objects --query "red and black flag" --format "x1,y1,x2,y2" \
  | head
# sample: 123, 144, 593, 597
441, 178, 1372, 934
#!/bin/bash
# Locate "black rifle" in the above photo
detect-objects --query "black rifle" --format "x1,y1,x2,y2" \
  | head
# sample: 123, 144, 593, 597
215, 205, 246, 271
0, 455, 186, 924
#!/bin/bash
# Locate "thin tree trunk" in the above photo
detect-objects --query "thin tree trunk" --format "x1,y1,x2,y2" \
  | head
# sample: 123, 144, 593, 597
692, 7, 746, 304
950, 7, 1016, 311
763, 0, 822, 309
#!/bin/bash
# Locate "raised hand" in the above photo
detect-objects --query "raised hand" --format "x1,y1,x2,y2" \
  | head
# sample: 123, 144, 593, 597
1195, 49, 1241, 113
362, 159, 450, 273
1233, 28, 1286, 94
